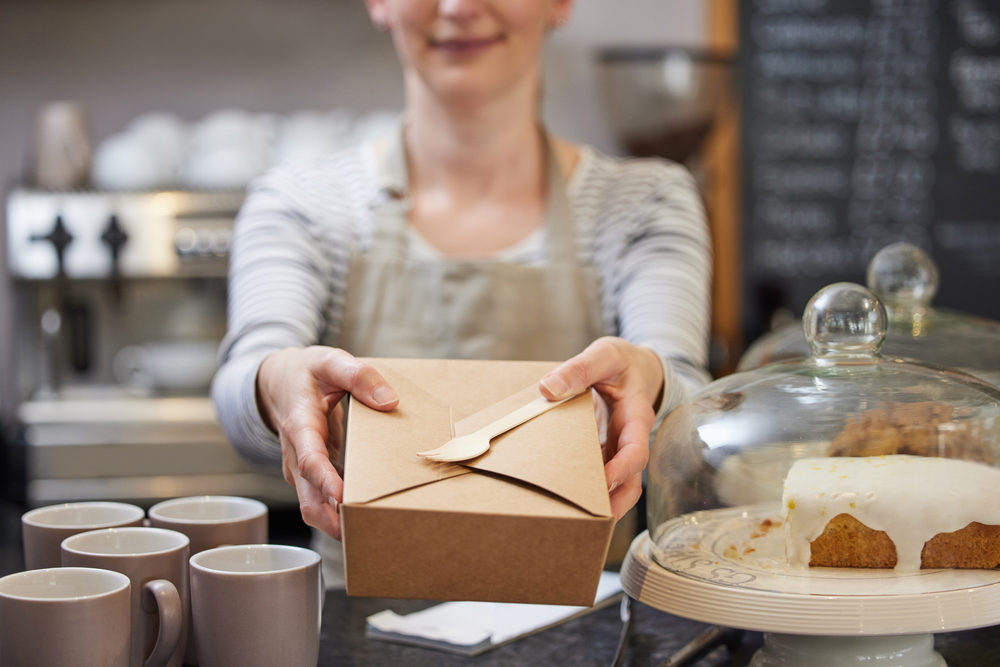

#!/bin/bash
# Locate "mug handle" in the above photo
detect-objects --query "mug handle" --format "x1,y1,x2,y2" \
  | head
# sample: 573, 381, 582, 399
141, 579, 183, 667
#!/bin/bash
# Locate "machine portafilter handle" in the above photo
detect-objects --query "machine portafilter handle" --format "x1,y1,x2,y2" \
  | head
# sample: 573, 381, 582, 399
30, 216, 73, 391
30, 215, 73, 278
100, 214, 129, 307
100, 214, 128, 275
38, 308, 62, 397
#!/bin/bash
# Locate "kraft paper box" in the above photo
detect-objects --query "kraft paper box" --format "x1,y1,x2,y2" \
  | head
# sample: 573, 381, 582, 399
342, 358, 614, 606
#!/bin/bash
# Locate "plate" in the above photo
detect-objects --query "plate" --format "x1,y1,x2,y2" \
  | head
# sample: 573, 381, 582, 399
621, 505, 1000, 635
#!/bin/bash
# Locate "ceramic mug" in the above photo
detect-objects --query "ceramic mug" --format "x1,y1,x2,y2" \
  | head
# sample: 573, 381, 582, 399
148, 495, 268, 665
190, 545, 322, 667
22, 501, 145, 569
62, 527, 189, 667
147, 496, 268, 555
0, 567, 131, 666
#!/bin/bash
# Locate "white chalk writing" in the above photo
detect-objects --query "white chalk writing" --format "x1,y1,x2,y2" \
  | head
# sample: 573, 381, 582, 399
752, 16, 867, 51
951, 52, 1000, 112
756, 163, 851, 197
757, 52, 860, 80
753, 121, 851, 158
949, 115, 1000, 172
757, 198, 837, 236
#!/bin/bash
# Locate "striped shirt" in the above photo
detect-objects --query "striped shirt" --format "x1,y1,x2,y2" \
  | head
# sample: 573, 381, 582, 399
212, 143, 713, 468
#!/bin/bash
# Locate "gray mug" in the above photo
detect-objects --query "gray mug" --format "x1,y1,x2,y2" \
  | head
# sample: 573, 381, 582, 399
147, 495, 268, 556
190, 545, 322, 667
62, 527, 189, 667
22, 501, 145, 569
148, 495, 268, 665
0, 567, 131, 666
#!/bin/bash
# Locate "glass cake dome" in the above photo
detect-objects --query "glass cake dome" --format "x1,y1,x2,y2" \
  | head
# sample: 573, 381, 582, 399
739, 243, 1000, 387
647, 282, 1000, 565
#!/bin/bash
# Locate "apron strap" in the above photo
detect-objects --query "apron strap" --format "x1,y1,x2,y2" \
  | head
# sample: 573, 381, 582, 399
369, 121, 579, 265
540, 131, 576, 265
369, 119, 411, 258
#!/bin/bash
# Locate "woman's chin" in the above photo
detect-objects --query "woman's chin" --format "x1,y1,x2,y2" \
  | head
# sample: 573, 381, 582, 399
430, 81, 501, 105
419, 64, 533, 107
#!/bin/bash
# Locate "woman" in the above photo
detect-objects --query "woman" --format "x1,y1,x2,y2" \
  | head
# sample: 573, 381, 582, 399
212, 0, 711, 548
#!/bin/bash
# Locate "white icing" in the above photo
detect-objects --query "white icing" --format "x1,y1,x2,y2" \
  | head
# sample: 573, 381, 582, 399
781, 455, 1000, 572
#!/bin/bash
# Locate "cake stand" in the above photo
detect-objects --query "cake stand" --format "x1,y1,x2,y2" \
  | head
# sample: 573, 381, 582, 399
621, 505, 1000, 666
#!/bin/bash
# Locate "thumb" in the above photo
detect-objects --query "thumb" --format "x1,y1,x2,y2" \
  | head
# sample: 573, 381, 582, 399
539, 339, 618, 400
312, 350, 400, 411
539, 357, 593, 401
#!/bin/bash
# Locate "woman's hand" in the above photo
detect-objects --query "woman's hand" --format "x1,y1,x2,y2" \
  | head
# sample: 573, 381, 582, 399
256, 346, 399, 539
539, 337, 664, 520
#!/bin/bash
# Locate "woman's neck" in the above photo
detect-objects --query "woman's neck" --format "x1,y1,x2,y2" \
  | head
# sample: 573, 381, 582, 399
396, 69, 581, 257
402, 72, 546, 203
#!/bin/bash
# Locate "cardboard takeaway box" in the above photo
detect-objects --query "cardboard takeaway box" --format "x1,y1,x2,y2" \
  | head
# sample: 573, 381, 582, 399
341, 358, 614, 606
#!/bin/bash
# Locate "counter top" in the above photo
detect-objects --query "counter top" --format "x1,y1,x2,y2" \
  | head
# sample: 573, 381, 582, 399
316, 591, 1000, 667
318, 592, 754, 666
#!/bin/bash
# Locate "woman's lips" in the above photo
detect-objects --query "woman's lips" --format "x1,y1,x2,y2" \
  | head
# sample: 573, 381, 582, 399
430, 36, 502, 55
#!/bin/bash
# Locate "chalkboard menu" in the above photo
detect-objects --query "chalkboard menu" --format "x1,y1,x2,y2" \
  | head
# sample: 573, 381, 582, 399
740, 0, 1000, 340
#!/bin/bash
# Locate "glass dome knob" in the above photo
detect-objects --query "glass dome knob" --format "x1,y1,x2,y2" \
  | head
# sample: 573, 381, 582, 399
866, 242, 939, 309
804, 283, 888, 360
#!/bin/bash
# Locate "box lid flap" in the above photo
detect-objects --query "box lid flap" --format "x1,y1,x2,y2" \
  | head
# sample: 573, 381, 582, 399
456, 386, 612, 518
344, 359, 610, 519
344, 363, 468, 505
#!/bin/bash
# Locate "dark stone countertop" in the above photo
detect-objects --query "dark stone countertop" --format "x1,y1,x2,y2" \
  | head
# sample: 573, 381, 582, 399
319, 592, 757, 667
318, 591, 1000, 667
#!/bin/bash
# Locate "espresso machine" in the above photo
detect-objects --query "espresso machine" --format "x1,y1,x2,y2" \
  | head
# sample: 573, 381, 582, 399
6, 188, 296, 507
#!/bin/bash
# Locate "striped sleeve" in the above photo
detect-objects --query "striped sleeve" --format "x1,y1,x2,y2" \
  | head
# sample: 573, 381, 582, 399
210, 156, 360, 468
585, 156, 713, 425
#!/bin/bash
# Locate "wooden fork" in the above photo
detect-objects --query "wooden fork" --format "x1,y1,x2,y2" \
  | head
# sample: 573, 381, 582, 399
417, 393, 580, 463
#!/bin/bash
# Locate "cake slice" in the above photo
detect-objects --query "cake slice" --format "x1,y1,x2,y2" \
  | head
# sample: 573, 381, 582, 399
781, 455, 1000, 572
828, 401, 990, 463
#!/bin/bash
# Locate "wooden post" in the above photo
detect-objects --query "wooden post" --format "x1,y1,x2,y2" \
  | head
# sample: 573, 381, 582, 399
703, 0, 741, 376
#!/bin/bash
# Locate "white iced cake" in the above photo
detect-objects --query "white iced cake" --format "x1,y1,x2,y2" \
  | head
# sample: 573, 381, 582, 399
781, 455, 1000, 572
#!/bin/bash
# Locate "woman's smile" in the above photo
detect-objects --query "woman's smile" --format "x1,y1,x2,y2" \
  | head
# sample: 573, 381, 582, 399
428, 34, 504, 57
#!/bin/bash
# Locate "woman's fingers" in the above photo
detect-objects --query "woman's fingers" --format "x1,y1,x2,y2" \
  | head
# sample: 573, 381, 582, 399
277, 389, 344, 524
604, 433, 650, 493
281, 421, 343, 538
608, 474, 643, 521
310, 348, 399, 411
591, 389, 610, 447
603, 394, 654, 483
297, 438, 344, 507
278, 398, 340, 493
327, 402, 346, 477
289, 456, 342, 539
603, 395, 652, 507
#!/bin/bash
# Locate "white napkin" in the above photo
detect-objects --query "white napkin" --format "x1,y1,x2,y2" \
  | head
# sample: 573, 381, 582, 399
366, 571, 623, 648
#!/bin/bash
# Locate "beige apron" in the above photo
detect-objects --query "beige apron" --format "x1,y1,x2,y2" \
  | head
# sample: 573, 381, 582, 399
315, 125, 606, 586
